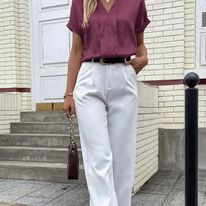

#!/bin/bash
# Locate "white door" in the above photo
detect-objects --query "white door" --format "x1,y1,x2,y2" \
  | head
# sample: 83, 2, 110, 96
30, 0, 72, 106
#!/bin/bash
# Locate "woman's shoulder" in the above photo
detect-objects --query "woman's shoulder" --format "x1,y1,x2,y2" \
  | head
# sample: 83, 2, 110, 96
70, 0, 83, 12
72, 0, 83, 5
70, 0, 83, 7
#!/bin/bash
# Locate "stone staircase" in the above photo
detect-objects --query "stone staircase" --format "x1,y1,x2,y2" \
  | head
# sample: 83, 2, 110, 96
0, 111, 86, 183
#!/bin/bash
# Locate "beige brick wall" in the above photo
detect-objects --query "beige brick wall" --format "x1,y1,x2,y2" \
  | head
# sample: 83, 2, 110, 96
184, 0, 196, 71
140, 0, 184, 81
133, 82, 159, 192
140, 0, 205, 129
198, 85, 206, 127
0, 0, 31, 134
0, 93, 21, 133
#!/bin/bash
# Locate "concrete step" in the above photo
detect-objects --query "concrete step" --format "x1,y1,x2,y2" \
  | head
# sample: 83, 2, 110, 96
0, 161, 86, 183
10, 122, 79, 134
0, 111, 85, 183
20, 111, 78, 123
0, 146, 83, 164
0, 133, 81, 148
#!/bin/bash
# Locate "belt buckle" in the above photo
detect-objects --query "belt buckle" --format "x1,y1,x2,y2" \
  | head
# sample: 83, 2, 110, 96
99, 57, 107, 65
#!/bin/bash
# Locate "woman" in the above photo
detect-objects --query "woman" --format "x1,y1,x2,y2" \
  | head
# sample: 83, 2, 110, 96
63, 0, 150, 205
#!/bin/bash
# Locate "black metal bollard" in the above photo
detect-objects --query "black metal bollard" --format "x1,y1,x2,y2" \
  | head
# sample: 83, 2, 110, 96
183, 72, 200, 206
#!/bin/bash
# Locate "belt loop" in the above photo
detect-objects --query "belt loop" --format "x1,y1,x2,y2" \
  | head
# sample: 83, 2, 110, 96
92, 59, 94, 63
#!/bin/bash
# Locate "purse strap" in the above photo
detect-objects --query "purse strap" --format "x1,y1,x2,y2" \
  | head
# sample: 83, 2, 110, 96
67, 114, 75, 143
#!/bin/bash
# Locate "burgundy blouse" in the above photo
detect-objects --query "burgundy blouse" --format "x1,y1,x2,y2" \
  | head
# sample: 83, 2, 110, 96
66, 0, 150, 63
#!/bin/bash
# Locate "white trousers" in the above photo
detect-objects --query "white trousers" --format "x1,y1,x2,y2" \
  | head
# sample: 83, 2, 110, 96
73, 61, 138, 206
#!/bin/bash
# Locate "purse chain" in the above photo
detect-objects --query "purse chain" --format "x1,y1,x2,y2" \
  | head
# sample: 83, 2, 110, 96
68, 114, 75, 143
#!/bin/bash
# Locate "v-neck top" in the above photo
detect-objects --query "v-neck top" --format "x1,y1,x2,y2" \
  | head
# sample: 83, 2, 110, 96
66, 0, 151, 63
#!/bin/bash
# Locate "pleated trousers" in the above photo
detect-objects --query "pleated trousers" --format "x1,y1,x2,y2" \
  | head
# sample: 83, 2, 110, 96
73, 61, 138, 206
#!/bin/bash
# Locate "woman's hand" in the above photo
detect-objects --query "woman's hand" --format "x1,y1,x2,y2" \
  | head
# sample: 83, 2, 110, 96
63, 96, 76, 117
125, 56, 148, 75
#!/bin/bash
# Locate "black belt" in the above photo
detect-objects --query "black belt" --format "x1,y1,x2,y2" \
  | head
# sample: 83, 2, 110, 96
84, 56, 131, 64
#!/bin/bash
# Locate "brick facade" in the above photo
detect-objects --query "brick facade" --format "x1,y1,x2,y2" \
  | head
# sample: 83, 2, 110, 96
0, 0, 31, 134
140, 0, 206, 129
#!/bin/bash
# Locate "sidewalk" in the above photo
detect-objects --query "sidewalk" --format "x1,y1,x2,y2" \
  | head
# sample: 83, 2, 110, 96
0, 169, 206, 206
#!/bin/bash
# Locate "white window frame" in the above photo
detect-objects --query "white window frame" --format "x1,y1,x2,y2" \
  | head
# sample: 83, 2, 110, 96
196, 0, 206, 67
186, 0, 206, 78
200, 32, 206, 65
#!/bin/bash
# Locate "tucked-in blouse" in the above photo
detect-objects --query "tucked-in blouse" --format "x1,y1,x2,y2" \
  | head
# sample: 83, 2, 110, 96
66, 0, 150, 63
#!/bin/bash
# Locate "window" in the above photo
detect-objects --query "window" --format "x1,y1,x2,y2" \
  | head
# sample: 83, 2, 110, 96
200, 10, 206, 65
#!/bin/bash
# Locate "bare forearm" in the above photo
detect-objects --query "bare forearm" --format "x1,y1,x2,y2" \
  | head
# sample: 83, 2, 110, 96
65, 51, 83, 94
136, 44, 148, 64
136, 44, 147, 57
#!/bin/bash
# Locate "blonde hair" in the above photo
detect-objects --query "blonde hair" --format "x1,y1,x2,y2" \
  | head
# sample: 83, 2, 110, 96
82, 0, 97, 28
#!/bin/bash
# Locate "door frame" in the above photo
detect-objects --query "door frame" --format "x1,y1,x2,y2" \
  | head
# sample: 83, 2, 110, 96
29, 0, 39, 111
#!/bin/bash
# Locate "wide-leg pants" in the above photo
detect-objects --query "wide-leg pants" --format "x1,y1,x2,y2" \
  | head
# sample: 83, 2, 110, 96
73, 61, 138, 206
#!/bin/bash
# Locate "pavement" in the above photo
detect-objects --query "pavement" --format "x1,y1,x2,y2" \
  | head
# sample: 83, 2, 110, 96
0, 169, 206, 206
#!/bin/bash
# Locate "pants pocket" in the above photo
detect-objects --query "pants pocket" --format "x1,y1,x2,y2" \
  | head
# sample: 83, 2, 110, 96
122, 64, 138, 97
74, 62, 95, 100
128, 64, 136, 76
77, 62, 91, 78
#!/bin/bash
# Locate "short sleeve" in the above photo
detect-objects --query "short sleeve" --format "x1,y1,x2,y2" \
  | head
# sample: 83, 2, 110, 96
66, 0, 83, 38
135, 0, 151, 33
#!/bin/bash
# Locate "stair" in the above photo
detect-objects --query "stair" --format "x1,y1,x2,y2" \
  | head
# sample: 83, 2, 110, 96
0, 111, 86, 183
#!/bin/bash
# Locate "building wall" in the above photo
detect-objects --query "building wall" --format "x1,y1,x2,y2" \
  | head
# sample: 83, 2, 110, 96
142, 0, 206, 170
0, 0, 31, 134
133, 82, 159, 192
141, 0, 206, 129
142, 0, 184, 82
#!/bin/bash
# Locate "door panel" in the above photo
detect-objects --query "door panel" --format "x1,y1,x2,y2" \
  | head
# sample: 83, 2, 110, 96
41, 0, 68, 9
31, 0, 72, 105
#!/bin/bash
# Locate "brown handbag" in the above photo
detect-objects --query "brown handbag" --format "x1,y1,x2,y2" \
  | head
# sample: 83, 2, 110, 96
67, 114, 79, 179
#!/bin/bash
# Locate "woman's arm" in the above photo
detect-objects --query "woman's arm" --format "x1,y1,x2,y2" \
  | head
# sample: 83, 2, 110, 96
63, 32, 83, 115
65, 32, 83, 96
135, 32, 148, 65
126, 32, 149, 74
